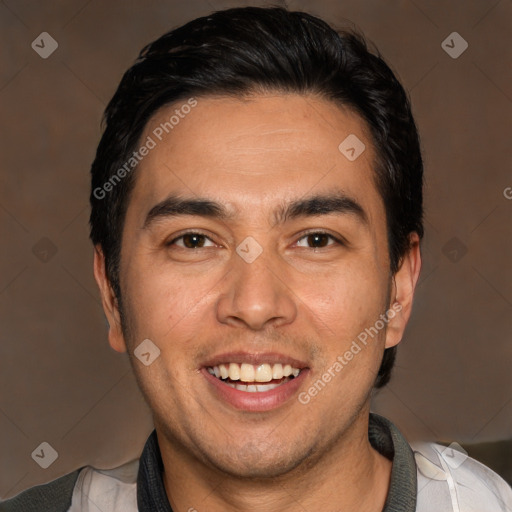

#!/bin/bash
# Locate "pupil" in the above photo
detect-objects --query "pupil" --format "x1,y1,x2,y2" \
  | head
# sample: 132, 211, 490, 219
184, 234, 204, 248
308, 233, 328, 248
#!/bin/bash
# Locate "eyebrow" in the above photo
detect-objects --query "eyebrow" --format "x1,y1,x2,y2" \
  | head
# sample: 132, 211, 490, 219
142, 190, 368, 230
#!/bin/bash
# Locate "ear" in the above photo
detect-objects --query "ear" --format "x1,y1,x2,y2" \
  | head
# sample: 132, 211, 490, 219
385, 232, 422, 349
93, 245, 127, 353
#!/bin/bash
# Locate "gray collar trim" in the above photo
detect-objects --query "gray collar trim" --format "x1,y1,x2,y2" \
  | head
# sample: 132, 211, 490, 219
369, 413, 418, 512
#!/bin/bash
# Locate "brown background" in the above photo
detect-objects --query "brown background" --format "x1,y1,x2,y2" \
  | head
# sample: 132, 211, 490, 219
1, 0, 511, 499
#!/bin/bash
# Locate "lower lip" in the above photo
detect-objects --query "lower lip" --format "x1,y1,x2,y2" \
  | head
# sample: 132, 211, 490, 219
202, 368, 309, 412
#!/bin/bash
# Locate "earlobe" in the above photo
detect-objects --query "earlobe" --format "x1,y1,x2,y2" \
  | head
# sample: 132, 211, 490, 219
93, 246, 128, 353
384, 233, 422, 349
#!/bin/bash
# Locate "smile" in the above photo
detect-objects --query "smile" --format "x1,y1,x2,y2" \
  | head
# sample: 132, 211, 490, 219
207, 363, 301, 392
202, 358, 309, 412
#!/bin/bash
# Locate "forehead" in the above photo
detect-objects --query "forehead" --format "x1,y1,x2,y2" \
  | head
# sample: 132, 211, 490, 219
127, 93, 383, 227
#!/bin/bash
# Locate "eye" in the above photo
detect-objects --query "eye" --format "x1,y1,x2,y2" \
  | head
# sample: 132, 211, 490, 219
295, 231, 342, 249
167, 232, 216, 249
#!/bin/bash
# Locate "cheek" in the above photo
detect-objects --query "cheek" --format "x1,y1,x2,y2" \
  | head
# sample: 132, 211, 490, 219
301, 272, 388, 403
300, 262, 387, 338
122, 261, 220, 352
122, 268, 207, 406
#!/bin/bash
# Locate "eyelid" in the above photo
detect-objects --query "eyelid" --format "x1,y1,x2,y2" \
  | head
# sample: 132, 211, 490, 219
166, 229, 346, 249
294, 229, 346, 248
166, 230, 218, 247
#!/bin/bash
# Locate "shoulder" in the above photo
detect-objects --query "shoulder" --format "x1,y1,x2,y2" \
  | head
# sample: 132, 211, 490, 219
411, 441, 512, 512
68, 459, 138, 511
0, 460, 139, 512
0, 469, 82, 512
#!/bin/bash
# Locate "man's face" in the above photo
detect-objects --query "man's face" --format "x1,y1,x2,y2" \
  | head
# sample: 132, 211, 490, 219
99, 94, 409, 478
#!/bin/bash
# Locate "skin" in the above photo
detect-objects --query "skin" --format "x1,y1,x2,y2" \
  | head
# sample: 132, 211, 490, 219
94, 93, 421, 512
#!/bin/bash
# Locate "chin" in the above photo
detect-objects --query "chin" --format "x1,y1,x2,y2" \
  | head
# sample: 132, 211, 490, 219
204, 443, 313, 480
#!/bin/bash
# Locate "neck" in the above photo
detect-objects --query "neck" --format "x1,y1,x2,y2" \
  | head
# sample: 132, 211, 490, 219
157, 410, 392, 512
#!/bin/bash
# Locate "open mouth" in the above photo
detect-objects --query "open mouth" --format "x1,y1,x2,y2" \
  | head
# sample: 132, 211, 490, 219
207, 363, 302, 393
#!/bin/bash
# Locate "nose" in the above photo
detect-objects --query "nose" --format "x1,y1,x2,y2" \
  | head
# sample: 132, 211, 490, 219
216, 245, 297, 330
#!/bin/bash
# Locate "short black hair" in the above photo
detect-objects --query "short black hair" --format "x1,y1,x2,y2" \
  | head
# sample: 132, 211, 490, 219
89, 6, 423, 388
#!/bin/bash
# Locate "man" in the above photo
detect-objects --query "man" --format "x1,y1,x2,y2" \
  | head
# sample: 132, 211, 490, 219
2, 6, 510, 512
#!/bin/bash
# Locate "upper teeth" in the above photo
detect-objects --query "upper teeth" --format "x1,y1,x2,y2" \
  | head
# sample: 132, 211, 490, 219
208, 363, 301, 382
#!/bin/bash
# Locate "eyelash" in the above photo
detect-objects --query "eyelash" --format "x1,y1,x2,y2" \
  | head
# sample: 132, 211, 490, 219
167, 230, 345, 250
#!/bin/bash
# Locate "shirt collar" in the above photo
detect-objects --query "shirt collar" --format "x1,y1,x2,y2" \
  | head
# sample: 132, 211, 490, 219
137, 429, 172, 512
369, 413, 417, 511
137, 413, 417, 511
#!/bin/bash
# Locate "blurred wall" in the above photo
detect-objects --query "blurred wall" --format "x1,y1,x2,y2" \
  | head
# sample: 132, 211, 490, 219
1, 0, 511, 498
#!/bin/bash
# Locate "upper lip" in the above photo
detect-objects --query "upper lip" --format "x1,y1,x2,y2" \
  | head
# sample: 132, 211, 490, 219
201, 352, 309, 369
